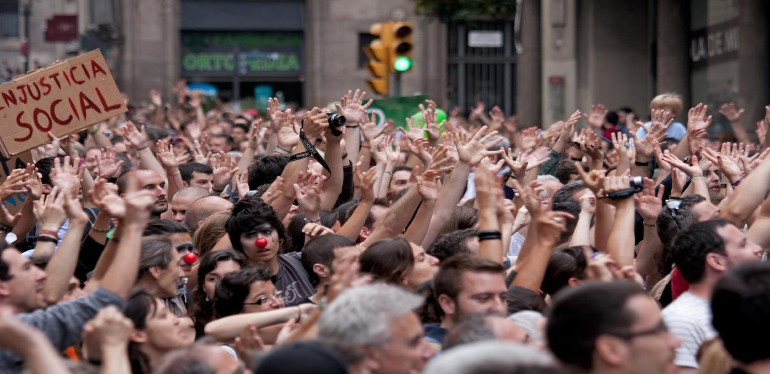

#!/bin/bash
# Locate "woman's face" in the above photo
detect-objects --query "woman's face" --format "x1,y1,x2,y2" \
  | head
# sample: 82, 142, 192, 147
404, 243, 439, 290
239, 224, 280, 265
242, 280, 285, 314
202, 259, 243, 300
138, 299, 190, 353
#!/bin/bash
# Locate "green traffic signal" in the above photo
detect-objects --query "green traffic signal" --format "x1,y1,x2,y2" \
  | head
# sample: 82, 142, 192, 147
393, 56, 413, 72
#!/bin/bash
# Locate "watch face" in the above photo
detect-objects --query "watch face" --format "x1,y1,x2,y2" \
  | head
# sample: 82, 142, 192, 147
5, 233, 16, 245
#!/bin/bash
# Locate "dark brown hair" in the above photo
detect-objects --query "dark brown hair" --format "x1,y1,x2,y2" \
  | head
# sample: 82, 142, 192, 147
359, 237, 414, 285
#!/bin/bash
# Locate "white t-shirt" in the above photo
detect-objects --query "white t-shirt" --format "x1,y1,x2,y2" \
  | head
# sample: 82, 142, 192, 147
661, 292, 717, 368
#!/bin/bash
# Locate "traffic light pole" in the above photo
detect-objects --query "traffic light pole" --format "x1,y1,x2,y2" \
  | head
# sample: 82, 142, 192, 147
391, 72, 401, 97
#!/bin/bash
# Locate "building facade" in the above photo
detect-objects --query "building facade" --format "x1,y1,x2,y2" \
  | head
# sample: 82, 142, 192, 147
2, 0, 768, 132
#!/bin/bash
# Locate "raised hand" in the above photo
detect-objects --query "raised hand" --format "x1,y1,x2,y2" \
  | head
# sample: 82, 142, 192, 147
455, 126, 504, 166
579, 193, 597, 216
276, 112, 299, 150
155, 140, 179, 170
302, 222, 335, 240
303, 107, 330, 139
0, 169, 27, 201
536, 204, 573, 245
469, 102, 485, 122
96, 148, 124, 179
611, 132, 634, 172
293, 172, 325, 216
575, 164, 607, 196
124, 121, 148, 149
90, 179, 125, 220
405, 116, 425, 141
719, 102, 744, 122
687, 103, 712, 131
702, 148, 742, 183
211, 152, 239, 192
247, 119, 264, 151
584, 104, 608, 129
338, 89, 373, 124
82, 305, 134, 353
404, 137, 432, 165
149, 89, 162, 107
360, 112, 389, 141
759, 120, 768, 147
633, 178, 663, 223
474, 167, 501, 211
34, 132, 61, 159
185, 121, 202, 141
423, 106, 442, 142
234, 325, 265, 360
268, 97, 288, 132
354, 159, 377, 203
502, 148, 528, 181
260, 177, 285, 205
425, 144, 454, 175
381, 136, 400, 165
51, 156, 84, 198
488, 106, 505, 131
33, 186, 67, 232
519, 127, 538, 150
63, 188, 88, 224
415, 168, 440, 202
652, 140, 670, 172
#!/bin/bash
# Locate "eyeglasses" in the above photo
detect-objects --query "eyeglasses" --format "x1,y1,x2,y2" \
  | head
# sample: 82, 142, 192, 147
607, 320, 669, 340
243, 291, 284, 306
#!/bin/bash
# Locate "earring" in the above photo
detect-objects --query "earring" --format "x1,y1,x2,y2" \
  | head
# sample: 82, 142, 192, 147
205, 296, 209, 302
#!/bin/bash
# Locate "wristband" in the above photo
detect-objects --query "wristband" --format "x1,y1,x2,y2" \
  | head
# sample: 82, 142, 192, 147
0, 225, 12, 233
89, 127, 100, 135
643, 221, 656, 227
304, 217, 321, 224
361, 143, 370, 148
478, 230, 502, 241
168, 170, 180, 176
691, 176, 705, 180
136, 145, 148, 151
36, 236, 58, 243
277, 145, 293, 154
730, 177, 745, 188
634, 160, 650, 167
571, 157, 583, 162
345, 125, 359, 128
91, 225, 111, 233
39, 230, 59, 239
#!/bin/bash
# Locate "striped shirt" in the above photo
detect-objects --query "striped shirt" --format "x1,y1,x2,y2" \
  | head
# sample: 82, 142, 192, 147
661, 292, 717, 368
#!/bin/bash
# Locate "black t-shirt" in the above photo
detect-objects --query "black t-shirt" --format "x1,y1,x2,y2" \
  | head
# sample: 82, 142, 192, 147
275, 252, 315, 306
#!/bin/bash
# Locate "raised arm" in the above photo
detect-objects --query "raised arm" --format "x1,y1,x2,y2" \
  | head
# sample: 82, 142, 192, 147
337, 162, 376, 241
719, 102, 751, 144
30, 187, 67, 260
603, 176, 637, 266
320, 121, 344, 211
473, 167, 505, 264
155, 140, 185, 202
337, 89, 373, 169
713, 148, 770, 225
569, 194, 596, 247
403, 168, 440, 246
360, 186, 421, 247
421, 126, 503, 247
512, 201, 571, 291
633, 182, 664, 277
41, 190, 88, 305
124, 121, 167, 185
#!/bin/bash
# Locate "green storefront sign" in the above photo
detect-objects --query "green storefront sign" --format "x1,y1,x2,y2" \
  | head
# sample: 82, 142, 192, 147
181, 31, 303, 77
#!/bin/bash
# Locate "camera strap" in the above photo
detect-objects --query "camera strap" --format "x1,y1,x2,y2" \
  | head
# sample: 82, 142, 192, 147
288, 131, 331, 174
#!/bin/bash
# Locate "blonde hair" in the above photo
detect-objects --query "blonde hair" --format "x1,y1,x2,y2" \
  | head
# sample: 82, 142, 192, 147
696, 338, 732, 374
650, 93, 683, 116
192, 212, 231, 256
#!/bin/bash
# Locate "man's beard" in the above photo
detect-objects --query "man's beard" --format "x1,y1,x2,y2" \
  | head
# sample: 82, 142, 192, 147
709, 190, 725, 205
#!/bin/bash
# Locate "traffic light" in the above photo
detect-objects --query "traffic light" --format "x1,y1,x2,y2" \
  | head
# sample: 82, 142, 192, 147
364, 22, 391, 96
389, 22, 413, 72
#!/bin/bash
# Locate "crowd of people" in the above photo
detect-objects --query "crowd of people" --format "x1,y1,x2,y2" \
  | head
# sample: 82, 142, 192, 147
0, 81, 768, 374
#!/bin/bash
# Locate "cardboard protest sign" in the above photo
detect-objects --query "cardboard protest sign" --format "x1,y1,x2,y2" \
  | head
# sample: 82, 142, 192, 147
0, 151, 33, 215
0, 49, 126, 156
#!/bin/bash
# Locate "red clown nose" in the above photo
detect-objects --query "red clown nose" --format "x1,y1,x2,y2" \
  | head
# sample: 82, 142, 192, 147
183, 253, 197, 265
255, 237, 268, 248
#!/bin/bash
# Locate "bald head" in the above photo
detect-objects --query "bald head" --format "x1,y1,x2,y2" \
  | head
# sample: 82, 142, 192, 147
171, 187, 209, 223
184, 196, 233, 232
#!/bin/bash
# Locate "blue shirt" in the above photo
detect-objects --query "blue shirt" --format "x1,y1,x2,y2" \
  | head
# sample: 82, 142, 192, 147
635, 121, 687, 141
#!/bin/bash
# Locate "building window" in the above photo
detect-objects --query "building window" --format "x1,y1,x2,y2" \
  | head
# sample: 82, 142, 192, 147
0, 0, 19, 37
358, 33, 376, 68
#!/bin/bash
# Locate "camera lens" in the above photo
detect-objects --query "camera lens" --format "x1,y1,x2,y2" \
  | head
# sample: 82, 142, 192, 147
327, 113, 347, 136
629, 176, 643, 188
